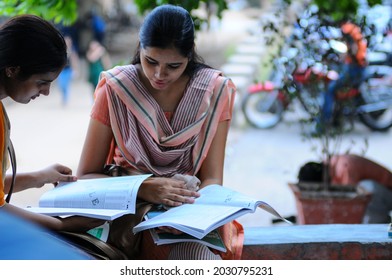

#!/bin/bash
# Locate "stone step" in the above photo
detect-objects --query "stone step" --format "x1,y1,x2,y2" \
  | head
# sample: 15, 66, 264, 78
221, 63, 256, 79
235, 44, 265, 56
227, 54, 262, 66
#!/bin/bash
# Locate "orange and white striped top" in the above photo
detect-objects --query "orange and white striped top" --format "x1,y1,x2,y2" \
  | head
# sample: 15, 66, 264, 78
91, 65, 236, 177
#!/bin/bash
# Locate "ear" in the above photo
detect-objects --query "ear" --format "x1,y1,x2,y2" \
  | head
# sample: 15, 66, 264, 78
5, 66, 20, 78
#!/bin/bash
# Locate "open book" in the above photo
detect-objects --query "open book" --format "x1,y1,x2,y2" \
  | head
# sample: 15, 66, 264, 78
26, 174, 151, 220
146, 209, 227, 252
133, 184, 291, 239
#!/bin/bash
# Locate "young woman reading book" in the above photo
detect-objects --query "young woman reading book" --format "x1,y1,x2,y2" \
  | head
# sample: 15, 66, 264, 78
76, 5, 243, 260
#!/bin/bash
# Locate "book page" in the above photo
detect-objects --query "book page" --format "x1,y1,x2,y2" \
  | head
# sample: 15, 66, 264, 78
38, 174, 151, 211
134, 203, 254, 239
26, 207, 133, 220
199, 185, 291, 223
195, 184, 260, 209
133, 184, 291, 238
146, 210, 227, 252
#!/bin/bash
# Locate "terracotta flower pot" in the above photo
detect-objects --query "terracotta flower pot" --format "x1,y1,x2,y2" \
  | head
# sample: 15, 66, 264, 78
289, 183, 372, 224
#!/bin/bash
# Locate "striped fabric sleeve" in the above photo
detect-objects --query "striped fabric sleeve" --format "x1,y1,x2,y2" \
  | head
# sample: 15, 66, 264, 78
218, 77, 236, 122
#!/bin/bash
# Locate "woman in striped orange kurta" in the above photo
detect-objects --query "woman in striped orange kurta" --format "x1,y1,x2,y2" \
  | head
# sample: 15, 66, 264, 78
77, 4, 243, 260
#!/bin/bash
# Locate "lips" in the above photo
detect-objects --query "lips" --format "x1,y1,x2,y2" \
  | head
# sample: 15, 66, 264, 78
153, 80, 166, 88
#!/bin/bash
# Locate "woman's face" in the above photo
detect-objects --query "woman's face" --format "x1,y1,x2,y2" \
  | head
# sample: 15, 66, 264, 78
140, 46, 188, 91
5, 70, 61, 104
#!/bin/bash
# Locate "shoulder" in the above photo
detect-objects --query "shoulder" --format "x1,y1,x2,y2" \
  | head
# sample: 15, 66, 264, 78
105, 64, 136, 77
196, 68, 234, 88
102, 65, 138, 85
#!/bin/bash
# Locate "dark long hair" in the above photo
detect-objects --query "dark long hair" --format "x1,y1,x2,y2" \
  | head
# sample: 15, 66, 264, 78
131, 4, 209, 75
0, 15, 67, 80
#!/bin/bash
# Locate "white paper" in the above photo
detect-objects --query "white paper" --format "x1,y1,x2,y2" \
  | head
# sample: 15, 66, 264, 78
133, 184, 290, 239
28, 174, 152, 220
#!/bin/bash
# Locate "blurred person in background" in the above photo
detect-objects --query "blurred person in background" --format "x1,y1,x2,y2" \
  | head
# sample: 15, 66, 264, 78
57, 35, 80, 106
319, 21, 367, 129
86, 39, 112, 97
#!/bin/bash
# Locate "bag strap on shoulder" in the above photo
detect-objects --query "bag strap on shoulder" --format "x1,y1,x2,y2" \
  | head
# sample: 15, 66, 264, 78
6, 139, 16, 203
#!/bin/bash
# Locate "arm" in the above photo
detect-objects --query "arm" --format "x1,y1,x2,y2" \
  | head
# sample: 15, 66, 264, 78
78, 119, 198, 206
76, 118, 113, 179
3, 163, 77, 193
198, 120, 230, 189
1, 203, 104, 232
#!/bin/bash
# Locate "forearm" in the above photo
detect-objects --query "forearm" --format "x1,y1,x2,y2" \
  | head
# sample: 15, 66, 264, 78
199, 177, 222, 189
4, 171, 43, 193
197, 121, 229, 189
2, 203, 62, 230
2, 203, 105, 232
77, 172, 110, 180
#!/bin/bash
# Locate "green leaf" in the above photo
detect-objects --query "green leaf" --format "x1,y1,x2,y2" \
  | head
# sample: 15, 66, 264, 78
0, 0, 77, 25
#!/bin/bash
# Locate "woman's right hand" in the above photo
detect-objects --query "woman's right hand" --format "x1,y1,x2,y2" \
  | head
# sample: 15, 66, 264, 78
137, 177, 200, 207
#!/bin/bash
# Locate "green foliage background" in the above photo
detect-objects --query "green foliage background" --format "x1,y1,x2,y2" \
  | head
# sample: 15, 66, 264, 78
312, 0, 382, 22
0, 0, 385, 27
0, 0, 77, 25
134, 0, 228, 29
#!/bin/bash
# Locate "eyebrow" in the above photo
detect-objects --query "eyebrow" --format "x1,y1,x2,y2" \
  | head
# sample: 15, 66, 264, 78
38, 79, 53, 83
145, 55, 184, 66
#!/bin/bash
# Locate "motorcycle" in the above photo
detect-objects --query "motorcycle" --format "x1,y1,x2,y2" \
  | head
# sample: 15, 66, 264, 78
240, 47, 329, 129
241, 35, 392, 131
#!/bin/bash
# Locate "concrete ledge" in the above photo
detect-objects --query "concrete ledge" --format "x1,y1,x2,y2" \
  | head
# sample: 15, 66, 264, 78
242, 224, 392, 260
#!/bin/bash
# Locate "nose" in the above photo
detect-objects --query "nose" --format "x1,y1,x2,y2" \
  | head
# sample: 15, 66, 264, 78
155, 66, 167, 79
41, 85, 51, 96
40, 89, 50, 96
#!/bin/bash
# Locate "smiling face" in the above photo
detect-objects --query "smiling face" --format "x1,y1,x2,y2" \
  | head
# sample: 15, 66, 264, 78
140, 46, 189, 92
4, 70, 61, 104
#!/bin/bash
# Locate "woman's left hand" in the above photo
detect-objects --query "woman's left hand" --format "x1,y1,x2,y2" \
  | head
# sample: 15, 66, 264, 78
39, 163, 77, 187
138, 177, 200, 207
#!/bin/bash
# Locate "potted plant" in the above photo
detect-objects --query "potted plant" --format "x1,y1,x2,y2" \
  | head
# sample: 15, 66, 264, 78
279, 0, 381, 224
288, 121, 372, 224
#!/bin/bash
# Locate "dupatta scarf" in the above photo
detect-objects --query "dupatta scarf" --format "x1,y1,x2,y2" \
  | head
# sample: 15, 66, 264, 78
101, 65, 236, 177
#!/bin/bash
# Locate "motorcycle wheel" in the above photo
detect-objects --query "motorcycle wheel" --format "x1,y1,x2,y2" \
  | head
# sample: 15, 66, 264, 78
241, 90, 284, 129
358, 78, 392, 131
